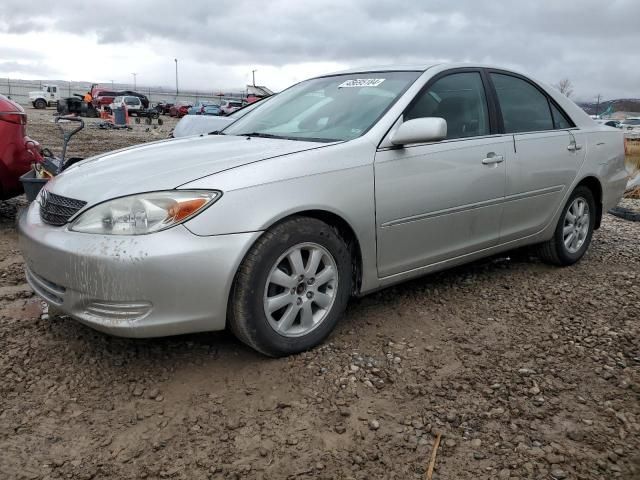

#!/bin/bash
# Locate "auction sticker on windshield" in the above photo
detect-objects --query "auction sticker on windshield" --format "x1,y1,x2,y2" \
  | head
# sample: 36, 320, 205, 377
338, 78, 385, 88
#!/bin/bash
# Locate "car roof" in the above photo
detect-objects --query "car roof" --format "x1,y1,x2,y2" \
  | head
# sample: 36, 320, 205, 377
322, 62, 538, 77
326, 64, 436, 75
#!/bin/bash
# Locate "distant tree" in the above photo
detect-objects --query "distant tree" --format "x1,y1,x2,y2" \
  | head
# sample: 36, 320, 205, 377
553, 78, 574, 98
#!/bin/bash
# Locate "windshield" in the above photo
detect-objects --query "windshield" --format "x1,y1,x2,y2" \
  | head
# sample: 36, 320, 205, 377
223, 71, 420, 142
622, 119, 640, 126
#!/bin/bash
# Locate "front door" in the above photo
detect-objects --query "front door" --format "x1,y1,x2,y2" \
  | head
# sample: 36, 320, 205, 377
375, 71, 508, 278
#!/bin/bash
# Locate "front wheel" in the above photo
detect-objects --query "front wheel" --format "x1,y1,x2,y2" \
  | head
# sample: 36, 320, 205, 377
538, 186, 596, 266
34, 99, 46, 109
229, 217, 352, 357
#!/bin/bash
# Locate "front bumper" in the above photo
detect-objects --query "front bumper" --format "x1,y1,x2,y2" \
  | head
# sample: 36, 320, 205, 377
18, 202, 261, 337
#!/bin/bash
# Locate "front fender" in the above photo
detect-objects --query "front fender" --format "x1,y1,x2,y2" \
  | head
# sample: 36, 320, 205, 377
180, 140, 380, 292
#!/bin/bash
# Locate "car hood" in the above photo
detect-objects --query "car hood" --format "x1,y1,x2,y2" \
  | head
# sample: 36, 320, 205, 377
48, 134, 323, 204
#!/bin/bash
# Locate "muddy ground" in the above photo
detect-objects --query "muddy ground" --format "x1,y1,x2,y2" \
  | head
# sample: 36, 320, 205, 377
1, 108, 639, 480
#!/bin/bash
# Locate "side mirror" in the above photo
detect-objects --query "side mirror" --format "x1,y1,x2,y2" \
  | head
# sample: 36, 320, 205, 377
391, 117, 447, 146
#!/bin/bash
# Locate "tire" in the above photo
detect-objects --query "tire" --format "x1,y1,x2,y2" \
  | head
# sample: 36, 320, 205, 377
538, 186, 596, 266
34, 99, 46, 109
229, 217, 352, 357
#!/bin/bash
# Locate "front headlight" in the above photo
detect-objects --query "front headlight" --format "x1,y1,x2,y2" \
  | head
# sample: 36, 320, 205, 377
70, 190, 221, 235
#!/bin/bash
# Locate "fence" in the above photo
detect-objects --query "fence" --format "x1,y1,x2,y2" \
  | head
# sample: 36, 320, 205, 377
0, 78, 247, 107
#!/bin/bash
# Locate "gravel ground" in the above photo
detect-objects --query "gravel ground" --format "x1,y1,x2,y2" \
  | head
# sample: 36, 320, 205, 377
1, 110, 639, 479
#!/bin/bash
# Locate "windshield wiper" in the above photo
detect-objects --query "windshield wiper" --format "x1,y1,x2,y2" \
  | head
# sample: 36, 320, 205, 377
242, 132, 286, 139
208, 130, 225, 135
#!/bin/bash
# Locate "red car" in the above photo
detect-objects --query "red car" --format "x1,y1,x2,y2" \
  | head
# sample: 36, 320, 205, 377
91, 88, 118, 109
169, 102, 191, 118
0, 94, 42, 200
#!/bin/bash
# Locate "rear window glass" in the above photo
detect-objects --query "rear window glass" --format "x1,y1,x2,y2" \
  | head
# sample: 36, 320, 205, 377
491, 73, 554, 133
550, 103, 573, 129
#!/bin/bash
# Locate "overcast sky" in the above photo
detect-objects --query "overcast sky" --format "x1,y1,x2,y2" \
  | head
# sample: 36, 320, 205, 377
0, 0, 637, 100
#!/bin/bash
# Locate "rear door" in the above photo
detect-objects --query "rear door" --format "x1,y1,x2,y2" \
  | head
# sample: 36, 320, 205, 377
488, 72, 585, 242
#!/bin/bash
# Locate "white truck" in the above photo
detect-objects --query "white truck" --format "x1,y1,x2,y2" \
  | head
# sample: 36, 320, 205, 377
29, 84, 61, 109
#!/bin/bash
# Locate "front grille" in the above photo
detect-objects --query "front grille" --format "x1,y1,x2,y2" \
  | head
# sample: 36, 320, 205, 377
39, 191, 87, 226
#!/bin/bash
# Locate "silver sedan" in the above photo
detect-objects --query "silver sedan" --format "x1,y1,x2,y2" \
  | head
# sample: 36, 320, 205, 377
19, 64, 627, 356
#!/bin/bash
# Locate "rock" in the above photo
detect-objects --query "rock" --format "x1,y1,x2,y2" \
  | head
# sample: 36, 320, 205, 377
566, 429, 584, 442
470, 438, 482, 448
226, 418, 241, 430
498, 468, 510, 479
546, 453, 565, 464
444, 439, 456, 448
368, 419, 380, 431
550, 467, 567, 479
335, 424, 346, 434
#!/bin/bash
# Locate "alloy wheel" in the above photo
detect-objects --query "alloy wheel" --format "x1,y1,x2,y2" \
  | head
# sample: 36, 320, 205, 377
563, 196, 590, 254
263, 242, 339, 337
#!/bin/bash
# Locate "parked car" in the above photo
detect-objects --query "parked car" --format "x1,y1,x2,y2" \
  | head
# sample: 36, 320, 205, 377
188, 102, 222, 116
117, 91, 150, 109
91, 89, 118, 109
155, 102, 174, 115
220, 99, 244, 115
169, 102, 191, 118
620, 117, 640, 138
595, 119, 621, 129
109, 96, 144, 116
171, 98, 267, 138
19, 64, 627, 357
203, 105, 223, 116
0, 94, 42, 199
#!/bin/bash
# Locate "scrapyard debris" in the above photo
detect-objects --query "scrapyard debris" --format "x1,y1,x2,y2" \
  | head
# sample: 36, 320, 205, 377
95, 121, 132, 130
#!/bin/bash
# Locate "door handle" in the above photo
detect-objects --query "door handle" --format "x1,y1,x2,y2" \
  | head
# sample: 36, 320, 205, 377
482, 154, 504, 165
567, 143, 583, 151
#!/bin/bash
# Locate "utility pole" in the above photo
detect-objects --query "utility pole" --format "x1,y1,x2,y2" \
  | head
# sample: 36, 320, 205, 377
111, 80, 114, 89
174, 58, 179, 98
132, 73, 137, 90
595, 94, 602, 118
252, 69, 257, 87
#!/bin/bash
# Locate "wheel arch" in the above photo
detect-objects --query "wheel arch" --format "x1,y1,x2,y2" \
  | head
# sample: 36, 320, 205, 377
262, 209, 364, 295
575, 176, 603, 229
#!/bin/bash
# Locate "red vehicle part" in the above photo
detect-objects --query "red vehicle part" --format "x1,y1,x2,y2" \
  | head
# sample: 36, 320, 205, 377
169, 103, 191, 118
90, 88, 118, 109
0, 95, 42, 199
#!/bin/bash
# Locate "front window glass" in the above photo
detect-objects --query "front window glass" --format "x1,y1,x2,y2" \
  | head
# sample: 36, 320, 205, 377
405, 72, 490, 139
224, 71, 420, 142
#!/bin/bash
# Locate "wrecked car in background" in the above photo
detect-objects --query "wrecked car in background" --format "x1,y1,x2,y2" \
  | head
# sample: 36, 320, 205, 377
0, 94, 42, 199
171, 98, 268, 138
19, 64, 627, 357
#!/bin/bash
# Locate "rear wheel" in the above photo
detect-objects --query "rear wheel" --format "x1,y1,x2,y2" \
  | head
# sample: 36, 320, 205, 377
34, 99, 46, 109
538, 186, 596, 266
229, 217, 352, 357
